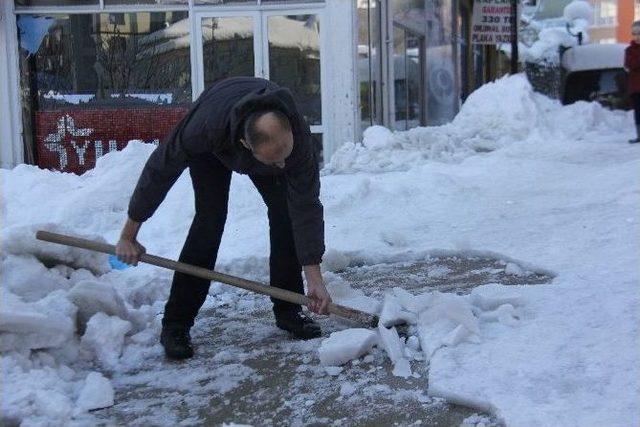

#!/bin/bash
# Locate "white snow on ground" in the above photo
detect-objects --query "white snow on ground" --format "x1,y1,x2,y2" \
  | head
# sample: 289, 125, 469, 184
318, 328, 377, 366
1, 74, 639, 425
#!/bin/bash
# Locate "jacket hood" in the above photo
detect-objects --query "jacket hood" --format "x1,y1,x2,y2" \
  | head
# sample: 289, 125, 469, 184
228, 85, 298, 145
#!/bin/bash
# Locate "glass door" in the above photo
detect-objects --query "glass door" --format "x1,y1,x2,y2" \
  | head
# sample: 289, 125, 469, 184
392, 26, 425, 131
193, 11, 263, 96
194, 8, 324, 150
262, 11, 322, 130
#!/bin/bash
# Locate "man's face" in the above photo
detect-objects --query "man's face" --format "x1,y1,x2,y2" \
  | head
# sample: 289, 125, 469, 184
634, 26, 640, 44
242, 113, 294, 169
251, 133, 294, 169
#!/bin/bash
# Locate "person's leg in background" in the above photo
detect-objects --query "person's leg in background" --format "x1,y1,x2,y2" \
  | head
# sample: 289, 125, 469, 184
161, 154, 232, 359
630, 93, 640, 143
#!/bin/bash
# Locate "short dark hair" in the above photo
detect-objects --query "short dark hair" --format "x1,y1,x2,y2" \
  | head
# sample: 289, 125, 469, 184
243, 110, 291, 148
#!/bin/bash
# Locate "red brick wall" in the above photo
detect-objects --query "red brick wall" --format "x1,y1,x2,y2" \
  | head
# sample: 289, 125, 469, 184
617, 0, 634, 42
35, 107, 189, 174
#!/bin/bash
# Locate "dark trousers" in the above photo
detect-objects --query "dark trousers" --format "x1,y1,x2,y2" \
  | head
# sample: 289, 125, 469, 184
162, 154, 304, 329
632, 93, 640, 125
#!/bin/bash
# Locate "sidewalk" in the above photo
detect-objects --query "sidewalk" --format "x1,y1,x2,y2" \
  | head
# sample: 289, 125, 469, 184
95, 255, 550, 426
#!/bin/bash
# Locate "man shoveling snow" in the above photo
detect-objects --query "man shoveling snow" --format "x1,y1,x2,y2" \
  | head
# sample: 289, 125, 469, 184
114, 77, 332, 360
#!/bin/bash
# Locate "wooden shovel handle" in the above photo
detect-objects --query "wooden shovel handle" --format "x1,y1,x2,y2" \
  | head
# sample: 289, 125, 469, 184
35, 230, 378, 327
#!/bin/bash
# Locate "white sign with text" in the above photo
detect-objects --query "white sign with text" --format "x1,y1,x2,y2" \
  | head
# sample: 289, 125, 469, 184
471, 0, 517, 45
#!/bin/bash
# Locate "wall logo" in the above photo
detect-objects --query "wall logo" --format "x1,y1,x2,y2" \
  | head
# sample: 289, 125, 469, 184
37, 107, 187, 174
43, 114, 120, 170
44, 115, 92, 170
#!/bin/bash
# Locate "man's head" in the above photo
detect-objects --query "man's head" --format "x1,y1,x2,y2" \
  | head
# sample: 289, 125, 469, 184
633, 21, 640, 44
240, 110, 293, 169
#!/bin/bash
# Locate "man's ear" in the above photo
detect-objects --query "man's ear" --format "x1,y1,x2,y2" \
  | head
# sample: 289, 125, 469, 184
239, 138, 252, 151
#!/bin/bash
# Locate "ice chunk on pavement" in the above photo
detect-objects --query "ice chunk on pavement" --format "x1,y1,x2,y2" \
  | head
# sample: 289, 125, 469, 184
504, 262, 525, 276
69, 280, 130, 333
461, 414, 493, 427
419, 319, 475, 361
479, 304, 519, 326
75, 372, 114, 413
339, 382, 356, 396
324, 276, 381, 315
324, 366, 343, 376
406, 335, 421, 351
392, 287, 434, 313
470, 292, 523, 311
392, 358, 412, 378
377, 324, 412, 378
379, 293, 417, 327
318, 328, 378, 366
417, 293, 480, 361
421, 293, 480, 335
81, 313, 131, 370
0, 290, 76, 352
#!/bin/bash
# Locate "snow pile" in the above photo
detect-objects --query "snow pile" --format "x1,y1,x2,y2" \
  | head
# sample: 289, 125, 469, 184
80, 313, 132, 370
563, 0, 593, 23
326, 75, 534, 174
328, 74, 630, 175
68, 280, 133, 334
521, 0, 593, 65
1, 290, 76, 352
2, 352, 114, 425
0, 147, 168, 424
2, 225, 111, 275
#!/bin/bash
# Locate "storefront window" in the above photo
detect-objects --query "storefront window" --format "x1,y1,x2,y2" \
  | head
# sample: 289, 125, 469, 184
105, 0, 188, 4
423, 0, 458, 125
261, 0, 324, 3
357, 0, 383, 130
17, 12, 191, 173
392, 0, 425, 130
202, 16, 255, 88
15, 0, 98, 6
267, 14, 321, 126
195, 1, 257, 4
357, 0, 458, 132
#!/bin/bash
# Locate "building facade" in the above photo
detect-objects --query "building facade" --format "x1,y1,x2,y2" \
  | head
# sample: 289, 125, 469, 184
0, 0, 500, 174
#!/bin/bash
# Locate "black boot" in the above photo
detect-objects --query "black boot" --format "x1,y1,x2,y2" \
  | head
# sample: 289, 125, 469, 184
275, 309, 321, 340
160, 326, 194, 360
629, 125, 640, 144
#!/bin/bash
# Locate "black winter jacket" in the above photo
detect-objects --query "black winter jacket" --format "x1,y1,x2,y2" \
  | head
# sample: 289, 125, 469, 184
127, 77, 324, 265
